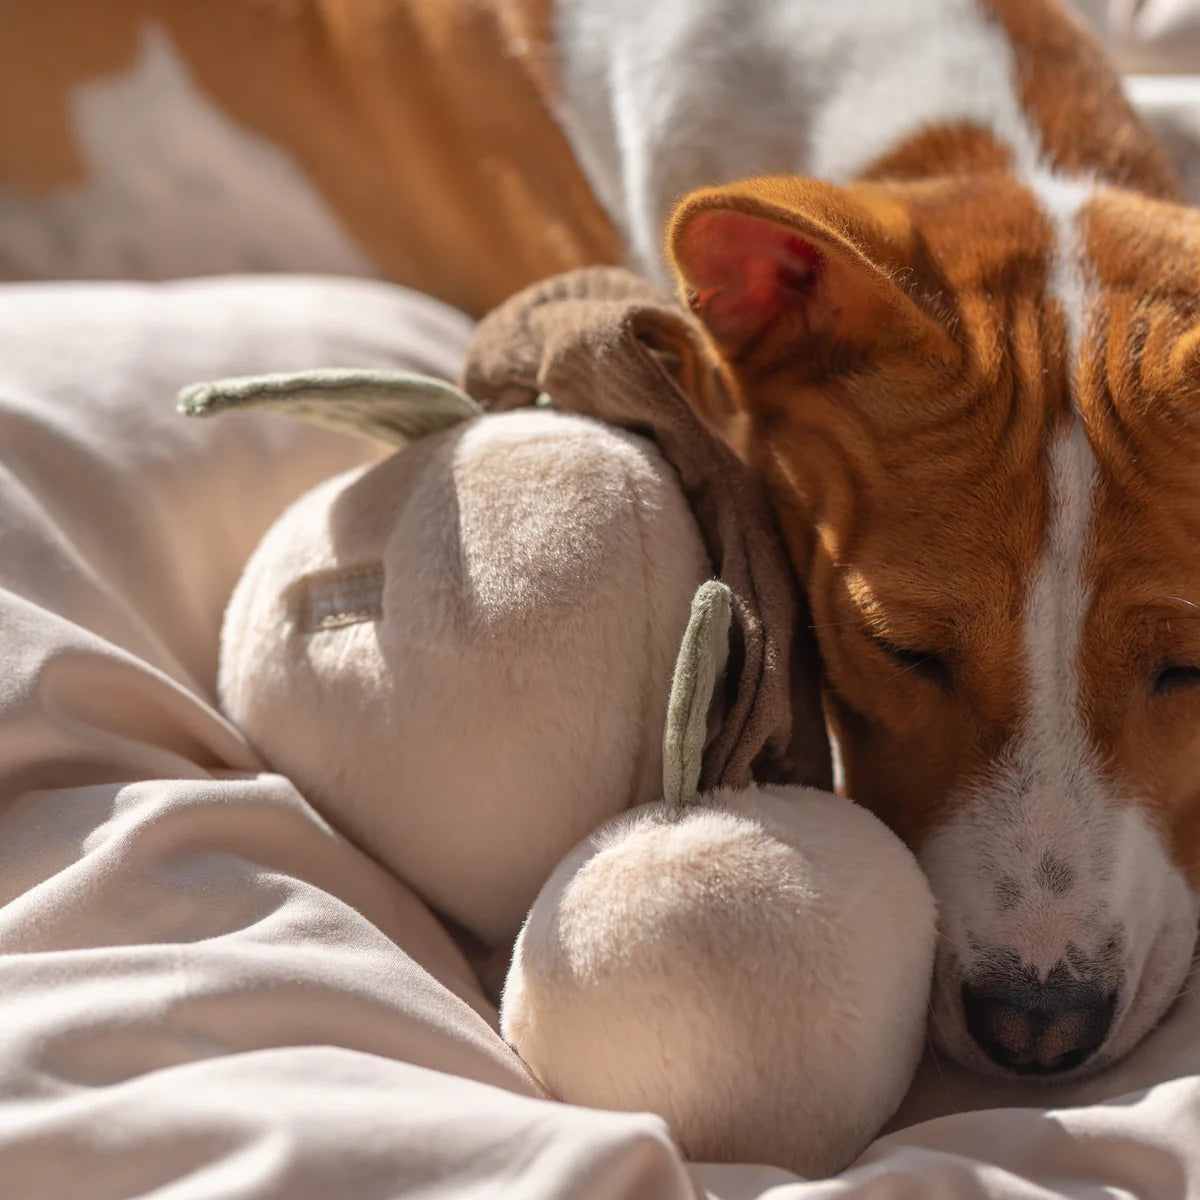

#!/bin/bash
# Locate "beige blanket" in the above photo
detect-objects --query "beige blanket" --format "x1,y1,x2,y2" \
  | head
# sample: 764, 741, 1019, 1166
1, 274, 1198, 1198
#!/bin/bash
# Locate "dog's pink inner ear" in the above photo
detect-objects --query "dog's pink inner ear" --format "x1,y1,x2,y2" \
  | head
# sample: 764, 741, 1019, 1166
675, 209, 825, 349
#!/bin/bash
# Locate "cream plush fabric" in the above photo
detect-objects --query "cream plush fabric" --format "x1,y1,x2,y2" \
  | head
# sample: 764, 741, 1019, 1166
504, 788, 938, 1179
220, 408, 710, 950
2, 274, 1200, 1197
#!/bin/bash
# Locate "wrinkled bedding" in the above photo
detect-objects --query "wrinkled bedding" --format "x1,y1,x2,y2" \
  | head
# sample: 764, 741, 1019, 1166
1, 275, 1199, 1198
6, 8, 1200, 1198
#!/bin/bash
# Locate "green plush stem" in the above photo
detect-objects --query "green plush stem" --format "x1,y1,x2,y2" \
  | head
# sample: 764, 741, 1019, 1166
177, 368, 482, 447
662, 580, 732, 809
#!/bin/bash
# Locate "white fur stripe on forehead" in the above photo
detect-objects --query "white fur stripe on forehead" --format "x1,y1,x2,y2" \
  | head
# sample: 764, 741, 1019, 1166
1018, 175, 1101, 852
1036, 176, 1094, 374
1022, 421, 1097, 765
1021, 170, 1096, 743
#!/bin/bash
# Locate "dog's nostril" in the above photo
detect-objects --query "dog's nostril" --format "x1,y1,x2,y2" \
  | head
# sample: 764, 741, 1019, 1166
961, 979, 1116, 1074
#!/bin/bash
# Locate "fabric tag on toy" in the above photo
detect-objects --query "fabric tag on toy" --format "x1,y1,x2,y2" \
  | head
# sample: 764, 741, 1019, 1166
298, 564, 385, 631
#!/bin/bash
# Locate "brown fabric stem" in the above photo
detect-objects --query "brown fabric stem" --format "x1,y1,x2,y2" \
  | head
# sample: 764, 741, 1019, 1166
462, 267, 831, 792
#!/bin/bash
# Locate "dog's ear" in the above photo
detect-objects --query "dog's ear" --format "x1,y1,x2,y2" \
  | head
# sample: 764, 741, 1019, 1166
668, 177, 955, 374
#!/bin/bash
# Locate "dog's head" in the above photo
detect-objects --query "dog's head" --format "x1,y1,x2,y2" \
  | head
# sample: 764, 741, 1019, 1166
669, 174, 1200, 1077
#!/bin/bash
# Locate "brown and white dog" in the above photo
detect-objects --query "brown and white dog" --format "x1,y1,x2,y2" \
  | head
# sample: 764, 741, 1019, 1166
6, 0, 1200, 1081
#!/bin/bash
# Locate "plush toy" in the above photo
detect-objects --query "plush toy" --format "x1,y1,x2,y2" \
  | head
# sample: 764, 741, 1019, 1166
180, 267, 937, 1177
503, 580, 936, 1177
184, 369, 711, 954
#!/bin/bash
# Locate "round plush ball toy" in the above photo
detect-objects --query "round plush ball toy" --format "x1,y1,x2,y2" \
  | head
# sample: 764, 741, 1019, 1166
501, 583, 938, 1178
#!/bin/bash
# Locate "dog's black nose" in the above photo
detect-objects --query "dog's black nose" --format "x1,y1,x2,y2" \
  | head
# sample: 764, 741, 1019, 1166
961, 976, 1116, 1074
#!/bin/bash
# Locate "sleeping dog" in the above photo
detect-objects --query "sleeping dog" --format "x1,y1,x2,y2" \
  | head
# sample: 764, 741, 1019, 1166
6, 0, 1198, 1078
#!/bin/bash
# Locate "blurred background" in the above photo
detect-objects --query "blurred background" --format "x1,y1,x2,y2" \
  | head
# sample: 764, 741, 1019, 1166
1, 0, 1199, 289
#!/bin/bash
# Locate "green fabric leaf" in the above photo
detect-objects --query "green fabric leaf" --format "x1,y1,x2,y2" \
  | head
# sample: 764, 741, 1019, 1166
662, 580, 732, 809
177, 369, 482, 446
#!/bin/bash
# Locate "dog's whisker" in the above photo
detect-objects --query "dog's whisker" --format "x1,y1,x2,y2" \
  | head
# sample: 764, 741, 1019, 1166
923, 1018, 955, 1103
885, 657, 939, 683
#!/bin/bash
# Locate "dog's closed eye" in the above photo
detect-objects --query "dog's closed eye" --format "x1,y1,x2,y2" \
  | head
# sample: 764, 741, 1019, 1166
875, 636, 953, 690
1151, 663, 1200, 695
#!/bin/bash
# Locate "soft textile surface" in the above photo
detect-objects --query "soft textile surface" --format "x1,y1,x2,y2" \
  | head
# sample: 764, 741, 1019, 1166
2, 274, 1200, 1198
